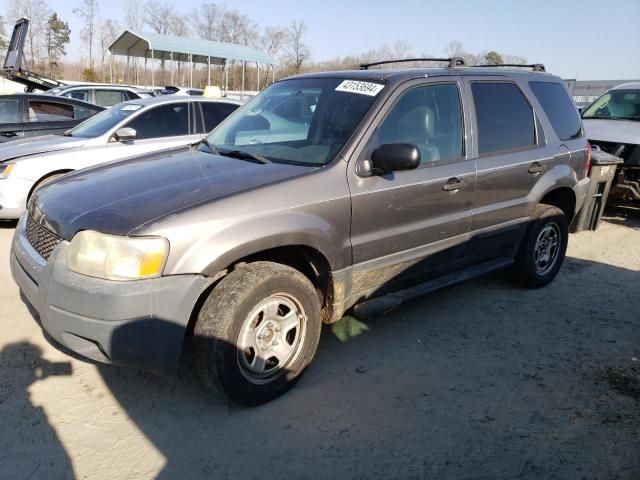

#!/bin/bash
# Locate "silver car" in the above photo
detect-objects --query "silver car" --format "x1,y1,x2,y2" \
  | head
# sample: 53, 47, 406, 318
46, 84, 155, 107
0, 96, 241, 219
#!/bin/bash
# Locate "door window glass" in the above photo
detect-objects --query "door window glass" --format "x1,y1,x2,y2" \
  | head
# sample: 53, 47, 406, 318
201, 102, 240, 132
0, 99, 20, 123
124, 103, 190, 139
64, 90, 89, 102
471, 82, 535, 154
369, 83, 464, 164
27, 100, 75, 122
95, 90, 125, 107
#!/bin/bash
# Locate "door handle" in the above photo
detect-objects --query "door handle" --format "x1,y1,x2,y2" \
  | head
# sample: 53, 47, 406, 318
442, 177, 468, 192
0, 131, 18, 137
528, 162, 543, 175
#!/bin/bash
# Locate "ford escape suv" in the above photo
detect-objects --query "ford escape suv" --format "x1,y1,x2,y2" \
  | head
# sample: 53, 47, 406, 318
11, 58, 591, 405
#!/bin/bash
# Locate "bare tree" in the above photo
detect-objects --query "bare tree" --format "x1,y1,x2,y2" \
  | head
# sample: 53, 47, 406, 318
100, 18, 119, 81
144, 1, 174, 84
73, 0, 99, 71
8, 0, 51, 70
392, 39, 412, 59
124, 0, 145, 83
284, 20, 310, 73
262, 26, 286, 57
217, 9, 258, 46
169, 14, 190, 85
194, 2, 218, 40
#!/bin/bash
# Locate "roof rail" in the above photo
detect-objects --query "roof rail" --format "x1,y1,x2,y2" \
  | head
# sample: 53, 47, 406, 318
473, 63, 546, 72
357, 57, 465, 70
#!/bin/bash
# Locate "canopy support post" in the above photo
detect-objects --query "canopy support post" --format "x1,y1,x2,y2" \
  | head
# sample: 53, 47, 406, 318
171, 52, 174, 86
241, 60, 245, 99
272, 64, 275, 84
225, 59, 229, 96
207, 56, 211, 86
189, 54, 193, 88
151, 49, 155, 88
256, 62, 260, 92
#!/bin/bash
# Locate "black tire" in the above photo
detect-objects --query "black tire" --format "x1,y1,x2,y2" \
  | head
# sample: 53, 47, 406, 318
194, 261, 322, 406
513, 204, 568, 288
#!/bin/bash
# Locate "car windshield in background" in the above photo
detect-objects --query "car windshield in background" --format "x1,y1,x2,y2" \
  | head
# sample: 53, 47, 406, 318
206, 78, 382, 166
582, 89, 640, 120
68, 103, 143, 138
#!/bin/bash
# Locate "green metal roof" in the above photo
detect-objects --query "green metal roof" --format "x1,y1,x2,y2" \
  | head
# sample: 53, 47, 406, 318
108, 30, 274, 65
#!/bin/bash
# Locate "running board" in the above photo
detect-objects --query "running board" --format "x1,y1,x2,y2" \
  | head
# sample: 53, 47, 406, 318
352, 257, 514, 319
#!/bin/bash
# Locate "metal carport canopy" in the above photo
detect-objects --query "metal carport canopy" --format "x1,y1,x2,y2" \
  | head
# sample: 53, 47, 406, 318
108, 30, 275, 65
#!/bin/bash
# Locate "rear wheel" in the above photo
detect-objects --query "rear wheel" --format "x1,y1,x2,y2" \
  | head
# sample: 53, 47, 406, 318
513, 204, 568, 288
194, 261, 322, 405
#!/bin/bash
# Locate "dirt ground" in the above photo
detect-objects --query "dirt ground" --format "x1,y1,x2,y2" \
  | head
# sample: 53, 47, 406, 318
0, 208, 639, 480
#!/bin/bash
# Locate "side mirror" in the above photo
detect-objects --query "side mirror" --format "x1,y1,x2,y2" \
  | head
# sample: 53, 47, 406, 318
114, 127, 137, 142
369, 143, 420, 175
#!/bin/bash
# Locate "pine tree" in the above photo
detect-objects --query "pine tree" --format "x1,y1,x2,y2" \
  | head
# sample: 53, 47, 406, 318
46, 13, 70, 77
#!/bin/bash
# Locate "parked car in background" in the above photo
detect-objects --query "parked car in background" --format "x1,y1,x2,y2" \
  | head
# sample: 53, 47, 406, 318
159, 86, 204, 96
0, 93, 103, 144
46, 84, 155, 107
0, 96, 241, 219
582, 83, 640, 202
9, 60, 590, 405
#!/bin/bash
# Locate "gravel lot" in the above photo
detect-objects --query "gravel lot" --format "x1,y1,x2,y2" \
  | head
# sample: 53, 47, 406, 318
1, 209, 639, 480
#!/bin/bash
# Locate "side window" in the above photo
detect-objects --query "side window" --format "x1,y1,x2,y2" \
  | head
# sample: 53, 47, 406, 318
28, 100, 75, 122
0, 98, 20, 123
64, 90, 89, 102
529, 81, 581, 141
124, 103, 190, 140
201, 102, 239, 132
95, 90, 125, 107
471, 82, 535, 155
368, 83, 464, 165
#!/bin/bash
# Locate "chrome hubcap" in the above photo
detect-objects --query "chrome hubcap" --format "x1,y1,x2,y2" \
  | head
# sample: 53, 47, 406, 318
533, 222, 561, 275
237, 293, 306, 384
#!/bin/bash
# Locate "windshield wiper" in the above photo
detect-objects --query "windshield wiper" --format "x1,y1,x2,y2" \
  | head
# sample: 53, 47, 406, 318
198, 138, 219, 154
218, 149, 271, 164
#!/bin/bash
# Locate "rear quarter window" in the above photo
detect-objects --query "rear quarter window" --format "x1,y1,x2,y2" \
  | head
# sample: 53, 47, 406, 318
529, 81, 581, 141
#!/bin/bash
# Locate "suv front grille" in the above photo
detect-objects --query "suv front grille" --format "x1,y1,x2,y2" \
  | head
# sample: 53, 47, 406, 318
25, 215, 62, 260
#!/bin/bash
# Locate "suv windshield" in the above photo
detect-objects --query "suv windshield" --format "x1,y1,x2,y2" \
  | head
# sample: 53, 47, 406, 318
68, 103, 143, 138
582, 89, 640, 120
206, 78, 382, 166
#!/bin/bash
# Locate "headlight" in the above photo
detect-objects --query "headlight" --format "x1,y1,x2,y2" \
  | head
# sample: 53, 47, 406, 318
68, 230, 169, 281
0, 163, 15, 179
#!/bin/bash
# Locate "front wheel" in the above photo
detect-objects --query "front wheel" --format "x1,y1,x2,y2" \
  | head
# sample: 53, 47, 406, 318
513, 204, 568, 288
194, 261, 322, 405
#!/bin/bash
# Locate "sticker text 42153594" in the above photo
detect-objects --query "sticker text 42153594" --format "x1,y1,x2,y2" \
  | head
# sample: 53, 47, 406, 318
335, 80, 385, 97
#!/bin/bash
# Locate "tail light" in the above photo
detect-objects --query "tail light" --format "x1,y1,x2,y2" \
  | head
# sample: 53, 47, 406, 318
585, 142, 591, 176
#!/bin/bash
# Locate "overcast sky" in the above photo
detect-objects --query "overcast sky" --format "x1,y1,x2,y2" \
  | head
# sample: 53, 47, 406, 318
10, 0, 640, 80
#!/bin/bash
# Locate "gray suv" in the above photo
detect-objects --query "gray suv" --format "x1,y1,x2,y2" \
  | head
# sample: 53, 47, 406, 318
10, 59, 590, 405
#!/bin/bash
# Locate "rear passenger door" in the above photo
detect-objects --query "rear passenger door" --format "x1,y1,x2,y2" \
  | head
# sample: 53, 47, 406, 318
348, 79, 476, 294
23, 98, 80, 138
464, 78, 553, 236
94, 90, 127, 107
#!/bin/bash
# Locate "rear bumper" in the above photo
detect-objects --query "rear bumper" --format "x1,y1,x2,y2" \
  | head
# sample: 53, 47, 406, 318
0, 178, 32, 219
570, 176, 591, 233
10, 215, 211, 372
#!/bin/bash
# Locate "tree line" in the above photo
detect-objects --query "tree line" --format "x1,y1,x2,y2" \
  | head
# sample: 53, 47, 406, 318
0, 1, 526, 89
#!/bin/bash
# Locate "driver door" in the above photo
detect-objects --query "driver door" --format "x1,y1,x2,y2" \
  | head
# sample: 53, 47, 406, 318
348, 79, 476, 295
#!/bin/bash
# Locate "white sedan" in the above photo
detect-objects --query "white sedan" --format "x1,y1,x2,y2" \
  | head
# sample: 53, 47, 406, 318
0, 96, 240, 219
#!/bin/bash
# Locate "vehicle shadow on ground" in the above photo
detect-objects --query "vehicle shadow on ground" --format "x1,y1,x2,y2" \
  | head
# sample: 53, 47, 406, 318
0, 341, 74, 480
64, 255, 639, 479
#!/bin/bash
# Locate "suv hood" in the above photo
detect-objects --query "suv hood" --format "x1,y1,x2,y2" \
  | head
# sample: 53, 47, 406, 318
582, 119, 639, 144
0, 135, 88, 162
31, 147, 316, 240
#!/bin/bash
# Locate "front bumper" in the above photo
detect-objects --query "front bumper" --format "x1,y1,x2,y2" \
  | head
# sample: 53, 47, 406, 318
0, 178, 32, 219
10, 215, 211, 372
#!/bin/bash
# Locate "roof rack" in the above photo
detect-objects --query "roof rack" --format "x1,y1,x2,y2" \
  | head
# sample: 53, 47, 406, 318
357, 57, 465, 70
473, 63, 546, 72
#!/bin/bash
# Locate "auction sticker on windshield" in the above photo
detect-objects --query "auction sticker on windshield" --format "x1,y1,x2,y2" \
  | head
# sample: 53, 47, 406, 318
335, 80, 384, 96
122, 105, 143, 111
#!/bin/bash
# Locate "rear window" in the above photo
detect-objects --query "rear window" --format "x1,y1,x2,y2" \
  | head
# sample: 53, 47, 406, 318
471, 82, 535, 155
530, 82, 581, 141
95, 90, 125, 107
